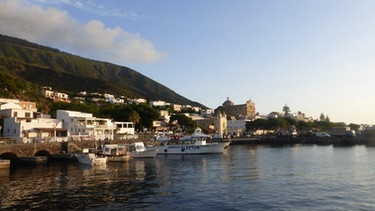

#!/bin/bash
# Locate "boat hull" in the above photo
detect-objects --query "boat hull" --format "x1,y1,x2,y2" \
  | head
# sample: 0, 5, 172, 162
130, 148, 159, 158
76, 153, 107, 165
106, 155, 130, 162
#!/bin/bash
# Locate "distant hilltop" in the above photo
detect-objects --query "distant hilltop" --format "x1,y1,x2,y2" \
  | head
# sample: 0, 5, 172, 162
0, 34, 205, 108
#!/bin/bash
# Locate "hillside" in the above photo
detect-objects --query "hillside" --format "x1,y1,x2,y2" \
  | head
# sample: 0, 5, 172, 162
0, 34, 204, 107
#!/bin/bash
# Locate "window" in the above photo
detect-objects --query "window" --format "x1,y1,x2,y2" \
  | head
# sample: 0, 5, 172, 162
25, 112, 31, 118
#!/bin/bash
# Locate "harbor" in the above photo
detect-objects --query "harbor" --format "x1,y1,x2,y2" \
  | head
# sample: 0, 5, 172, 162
2, 144, 375, 210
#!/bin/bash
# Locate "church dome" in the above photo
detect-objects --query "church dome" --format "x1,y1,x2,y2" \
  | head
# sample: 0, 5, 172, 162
222, 97, 234, 107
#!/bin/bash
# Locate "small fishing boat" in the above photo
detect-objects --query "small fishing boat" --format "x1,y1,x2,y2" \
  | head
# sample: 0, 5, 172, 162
102, 142, 158, 160
102, 144, 131, 162
125, 142, 159, 158
75, 149, 107, 165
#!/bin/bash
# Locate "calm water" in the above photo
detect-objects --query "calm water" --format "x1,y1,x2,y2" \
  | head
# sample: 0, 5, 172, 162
1, 144, 375, 210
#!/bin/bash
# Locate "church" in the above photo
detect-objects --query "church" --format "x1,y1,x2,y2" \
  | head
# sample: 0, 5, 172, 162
221, 97, 256, 119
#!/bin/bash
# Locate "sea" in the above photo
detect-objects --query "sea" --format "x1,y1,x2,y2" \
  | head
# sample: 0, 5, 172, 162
1, 144, 375, 211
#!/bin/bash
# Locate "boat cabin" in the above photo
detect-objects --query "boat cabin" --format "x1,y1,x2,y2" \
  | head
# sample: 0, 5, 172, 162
103, 144, 129, 156
166, 135, 207, 146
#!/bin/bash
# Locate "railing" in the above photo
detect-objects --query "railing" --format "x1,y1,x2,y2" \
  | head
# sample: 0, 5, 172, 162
0, 133, 153, 145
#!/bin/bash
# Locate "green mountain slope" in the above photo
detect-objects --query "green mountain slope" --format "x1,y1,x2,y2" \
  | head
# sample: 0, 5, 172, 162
0, 34, 204, 107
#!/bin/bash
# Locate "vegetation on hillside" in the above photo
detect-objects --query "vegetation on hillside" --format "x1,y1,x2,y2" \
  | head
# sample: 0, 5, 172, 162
0, 34, 204, 107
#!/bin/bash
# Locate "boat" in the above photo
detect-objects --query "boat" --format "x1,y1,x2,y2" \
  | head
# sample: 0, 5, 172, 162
101, 144, 131, 162
102, 142, 158, 160
75, 149, 107, 165
154, 128, 230, 155
125, 142, 159, 158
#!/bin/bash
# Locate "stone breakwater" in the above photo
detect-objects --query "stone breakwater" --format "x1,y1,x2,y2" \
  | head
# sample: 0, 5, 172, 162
229, 136, 375, 146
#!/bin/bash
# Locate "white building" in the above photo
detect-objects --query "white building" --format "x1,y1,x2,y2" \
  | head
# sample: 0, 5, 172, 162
114, 121, 137, 140
150, 100, 167, 107
133, 98, 147, 104
227, 119, 247, 138
56, 110, 116, 141
0, 99, 38, 119
41, 88, 70, 102
3, 116, 67, 143
172, 104, 182, 112
1, 102, 68, 143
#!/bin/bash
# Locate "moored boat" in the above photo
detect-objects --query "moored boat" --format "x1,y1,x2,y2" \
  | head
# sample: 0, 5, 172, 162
154, 128, 230, 155
125, 142, 159, 158
75, 149, 107, 165
102, 142, 158, 160
102, 144, 131, 162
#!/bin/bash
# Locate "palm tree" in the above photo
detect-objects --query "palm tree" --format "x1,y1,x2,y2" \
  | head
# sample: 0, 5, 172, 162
129, 111, 140, 125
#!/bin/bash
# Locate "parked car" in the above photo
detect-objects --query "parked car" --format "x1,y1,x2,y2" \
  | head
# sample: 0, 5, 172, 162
315, 132, 331, 138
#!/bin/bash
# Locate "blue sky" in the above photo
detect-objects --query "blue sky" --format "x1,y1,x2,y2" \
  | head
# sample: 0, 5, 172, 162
1, 0, 375, 124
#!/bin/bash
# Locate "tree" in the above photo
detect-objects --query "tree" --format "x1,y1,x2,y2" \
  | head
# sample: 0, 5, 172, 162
129, 111, 140, 125
319, 113, 325, 121
169, 114, 195, 133
132, 103, 160, 130
283, 104, 290, 116
283, 117, 297, 126
50, 101, 99, 118
99, 103, 158, 131
315, 120, 332, 132
246, 119, 267, 132
265, 118, 289, 131
296, 120, 313, 131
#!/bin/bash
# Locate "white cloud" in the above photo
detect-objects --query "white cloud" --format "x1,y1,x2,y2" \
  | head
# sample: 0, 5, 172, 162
0, 0, 164, 64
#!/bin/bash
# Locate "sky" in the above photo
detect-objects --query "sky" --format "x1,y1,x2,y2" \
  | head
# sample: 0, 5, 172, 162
1, 0, 375, 124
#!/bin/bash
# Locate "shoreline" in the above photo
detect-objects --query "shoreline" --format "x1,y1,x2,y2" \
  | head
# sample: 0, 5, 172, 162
228, 136, 375, 146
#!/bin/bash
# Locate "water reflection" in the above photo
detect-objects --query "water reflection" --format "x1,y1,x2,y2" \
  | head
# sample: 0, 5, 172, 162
220, 145, 259, 181
2, 146, 375, 210
0, 159, 163, 210
0, 168, 9, 183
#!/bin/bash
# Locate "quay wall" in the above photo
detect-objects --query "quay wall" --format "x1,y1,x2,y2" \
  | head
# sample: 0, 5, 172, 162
0, 133, 154, 159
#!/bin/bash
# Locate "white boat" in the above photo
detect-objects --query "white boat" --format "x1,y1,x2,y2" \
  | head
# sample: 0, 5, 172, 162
154, 128, 230, 155
75, 149, 107, 165
102, 144, 131, 162
102, 142, 158, 160
126, 142, 159, 158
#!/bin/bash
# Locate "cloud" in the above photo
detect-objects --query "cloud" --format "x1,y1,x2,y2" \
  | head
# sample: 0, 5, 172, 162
0, 0, 164, 64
